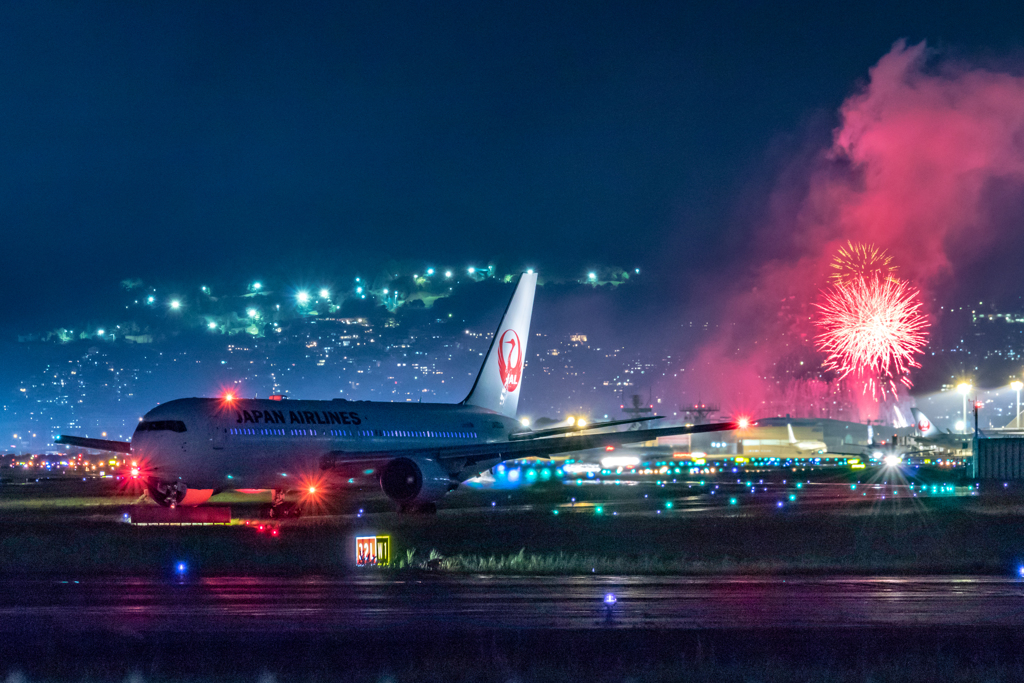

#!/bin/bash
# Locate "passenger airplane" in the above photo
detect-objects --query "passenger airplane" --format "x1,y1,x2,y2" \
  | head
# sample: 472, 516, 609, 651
56, 273, 736, 512
786, 423, 827, 455
910, 408, 972, 451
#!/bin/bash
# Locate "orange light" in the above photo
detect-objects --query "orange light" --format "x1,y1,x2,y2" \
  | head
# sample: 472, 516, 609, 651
224, 393, 234, 402
308, 486, 317, 494
737, 417, 750, 429
130, 467, 140, 478
605, 446, 615, 452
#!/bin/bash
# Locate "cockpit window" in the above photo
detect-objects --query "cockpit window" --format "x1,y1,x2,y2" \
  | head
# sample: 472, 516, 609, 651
135, 420, 187, 433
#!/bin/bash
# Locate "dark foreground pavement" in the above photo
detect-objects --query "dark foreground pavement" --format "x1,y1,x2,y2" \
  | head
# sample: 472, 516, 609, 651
2, 575, 1024, 681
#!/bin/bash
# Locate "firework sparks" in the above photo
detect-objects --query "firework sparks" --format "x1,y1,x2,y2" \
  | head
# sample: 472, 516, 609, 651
829, 241, 897, 283
814, 274, 929, 397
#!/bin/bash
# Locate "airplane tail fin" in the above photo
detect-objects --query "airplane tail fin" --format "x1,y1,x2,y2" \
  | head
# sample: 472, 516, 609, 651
461, 272, 537, 418
910, 408, 940, 437
787, 423, 797, 444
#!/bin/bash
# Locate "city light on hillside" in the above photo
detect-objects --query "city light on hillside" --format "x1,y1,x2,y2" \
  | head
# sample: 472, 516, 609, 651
296, 291, 309, 304
319, 289, 329, 298
169, 300, 180, 310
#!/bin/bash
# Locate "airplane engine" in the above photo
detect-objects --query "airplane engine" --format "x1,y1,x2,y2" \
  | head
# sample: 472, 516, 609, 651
378, 457, 455, 512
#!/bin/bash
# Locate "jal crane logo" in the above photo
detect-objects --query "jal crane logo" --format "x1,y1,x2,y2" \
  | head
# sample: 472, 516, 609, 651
496, 329, 523, 393
917, 417, 931, 434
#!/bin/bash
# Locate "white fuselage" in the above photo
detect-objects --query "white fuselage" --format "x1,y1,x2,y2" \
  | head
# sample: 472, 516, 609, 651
791, 440, 827, 454
132, 397, 520, 490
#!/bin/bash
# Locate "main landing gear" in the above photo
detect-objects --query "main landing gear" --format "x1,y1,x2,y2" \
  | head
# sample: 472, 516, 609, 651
147, 480, 186, 508
267, 489, 301, 518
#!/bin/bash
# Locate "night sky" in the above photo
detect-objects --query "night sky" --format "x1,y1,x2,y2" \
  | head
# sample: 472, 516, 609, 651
3, 1, 1024, 336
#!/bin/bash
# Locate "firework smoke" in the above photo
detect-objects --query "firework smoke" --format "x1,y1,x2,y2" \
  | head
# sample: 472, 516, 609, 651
682, 40, 1024, 421
814, 274, 930, 398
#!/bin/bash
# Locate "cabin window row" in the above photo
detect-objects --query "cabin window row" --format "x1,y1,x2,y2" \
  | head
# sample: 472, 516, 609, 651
353, 429, 478, 439
228, 428, 478, 439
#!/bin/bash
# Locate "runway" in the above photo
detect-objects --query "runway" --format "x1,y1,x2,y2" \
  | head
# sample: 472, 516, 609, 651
1, 574, 1022, 632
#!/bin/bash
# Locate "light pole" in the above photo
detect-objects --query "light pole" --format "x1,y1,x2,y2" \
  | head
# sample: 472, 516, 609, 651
1013, 381, 1023, 429
958, 383, 972, 434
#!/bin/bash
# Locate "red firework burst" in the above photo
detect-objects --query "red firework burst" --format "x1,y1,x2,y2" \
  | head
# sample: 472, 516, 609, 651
814, 274, 930, 397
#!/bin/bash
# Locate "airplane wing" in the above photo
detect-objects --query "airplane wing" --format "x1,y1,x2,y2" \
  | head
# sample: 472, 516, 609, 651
323, 421, 736, 476
827, 448, 871, 457
54, 435, 132, 454
509, 415, 662, 440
